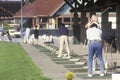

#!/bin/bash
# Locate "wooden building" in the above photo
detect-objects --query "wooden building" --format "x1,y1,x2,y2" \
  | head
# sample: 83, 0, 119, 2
14, 0, 65, 29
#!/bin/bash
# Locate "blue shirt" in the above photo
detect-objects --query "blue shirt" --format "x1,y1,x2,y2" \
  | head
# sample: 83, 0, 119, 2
58, 25, 68, 36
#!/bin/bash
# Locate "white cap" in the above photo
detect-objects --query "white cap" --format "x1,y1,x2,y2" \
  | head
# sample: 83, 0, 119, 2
91, 15, 98, 22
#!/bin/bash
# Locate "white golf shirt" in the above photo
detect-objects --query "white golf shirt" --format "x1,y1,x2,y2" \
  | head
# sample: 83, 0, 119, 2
86, 27, 102, 41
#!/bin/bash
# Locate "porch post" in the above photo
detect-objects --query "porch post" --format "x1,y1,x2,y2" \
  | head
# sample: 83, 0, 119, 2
32, 18, 35, 27
80, 12, 87, 44
36, 17, 39, 25
116, 4, 120, 53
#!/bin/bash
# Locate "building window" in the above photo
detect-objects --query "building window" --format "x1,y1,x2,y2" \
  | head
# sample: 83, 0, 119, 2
72, 18, 81, 22
39, 17, 48, 29
40, 17, 48, 22
64, 18, 70, 22
58, 18, 62, 26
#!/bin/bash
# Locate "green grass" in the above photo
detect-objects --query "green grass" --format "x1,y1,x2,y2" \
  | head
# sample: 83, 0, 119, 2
0, 42, 51, 80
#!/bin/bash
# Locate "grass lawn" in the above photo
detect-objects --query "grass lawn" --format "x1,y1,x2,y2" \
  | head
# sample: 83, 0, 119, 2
0, 41, 51, 80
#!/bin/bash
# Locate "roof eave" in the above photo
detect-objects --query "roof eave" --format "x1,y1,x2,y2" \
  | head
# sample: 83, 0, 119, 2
49, 1, 65, 17
14, 16, 34, 18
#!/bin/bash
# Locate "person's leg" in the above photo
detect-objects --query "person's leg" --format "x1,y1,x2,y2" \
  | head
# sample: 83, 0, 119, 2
96, 42, 105, 75
34, 39, 37, 45
26, 35, 29, 43
24, 35, 27, 43
58, 36, 64, 57
34, 35, 39, 45
88, 41, 95, 76
64, 36, 70, 57
93, 53, 98, 71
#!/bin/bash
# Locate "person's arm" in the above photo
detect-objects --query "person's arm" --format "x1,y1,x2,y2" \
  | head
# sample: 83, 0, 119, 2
85, 19, 93, 28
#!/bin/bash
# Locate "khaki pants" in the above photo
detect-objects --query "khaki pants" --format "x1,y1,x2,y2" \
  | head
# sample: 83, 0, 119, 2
24, 34, 29, 43
58, 35, 70, 57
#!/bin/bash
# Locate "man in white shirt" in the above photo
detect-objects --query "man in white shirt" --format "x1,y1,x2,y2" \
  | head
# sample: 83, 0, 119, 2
86, 23, 105, 77
85, 15, 101, 73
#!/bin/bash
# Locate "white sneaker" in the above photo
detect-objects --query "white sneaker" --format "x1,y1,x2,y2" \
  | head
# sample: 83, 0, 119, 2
100, 74, 104, 77
88, 74, 92, 77
57, 55, 62, 57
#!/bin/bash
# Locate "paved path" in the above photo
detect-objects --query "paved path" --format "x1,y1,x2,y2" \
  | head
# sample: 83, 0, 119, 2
20, 43, 80, 80
20, 42, 115, 80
